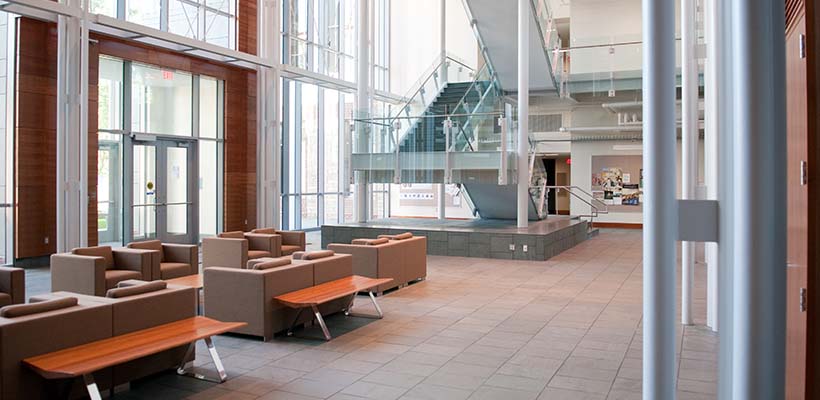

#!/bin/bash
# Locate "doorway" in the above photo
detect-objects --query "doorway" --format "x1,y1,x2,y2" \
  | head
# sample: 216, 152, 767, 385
125, 137, 197, 244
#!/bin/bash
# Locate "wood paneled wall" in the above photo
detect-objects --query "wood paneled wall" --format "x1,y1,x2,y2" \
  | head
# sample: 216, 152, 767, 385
238, 0, 258, 55
15, 19, 58, 258
14, 17, 258, 259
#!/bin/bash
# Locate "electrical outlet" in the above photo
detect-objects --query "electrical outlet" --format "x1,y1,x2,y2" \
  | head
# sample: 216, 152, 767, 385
509, 244, 515, 251
44, 236, 49, 244
523, 245, 528, 253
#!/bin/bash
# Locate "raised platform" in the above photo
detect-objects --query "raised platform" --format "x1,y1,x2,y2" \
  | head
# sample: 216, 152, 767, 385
321, 217, 590, 261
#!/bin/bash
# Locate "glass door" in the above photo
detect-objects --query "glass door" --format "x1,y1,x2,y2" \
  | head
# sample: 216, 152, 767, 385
126, 138, 197, 244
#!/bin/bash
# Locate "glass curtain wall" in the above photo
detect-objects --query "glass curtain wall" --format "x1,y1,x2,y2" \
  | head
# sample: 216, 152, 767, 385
96, 55, 224, 245
89, 0, 237, 50
281, 79, 355, 230
280, 0, 391, 228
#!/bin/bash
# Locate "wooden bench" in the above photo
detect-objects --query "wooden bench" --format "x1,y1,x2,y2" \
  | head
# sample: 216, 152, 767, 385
23, 316, 246, 400
275, 275, 393, 340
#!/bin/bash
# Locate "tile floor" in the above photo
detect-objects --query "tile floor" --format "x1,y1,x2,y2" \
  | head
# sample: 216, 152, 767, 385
23, 229, 717, 399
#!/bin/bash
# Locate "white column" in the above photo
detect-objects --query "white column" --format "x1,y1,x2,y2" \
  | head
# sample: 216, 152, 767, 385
704, 0, 720, 332
440, 0, 447, 82
437, 184, 446, 220
730, 0, 787, 396
517, 0, 529, 229
642, 0, 678, 396
257, 0, 280, 229
355, 0, 370, 223
681, 0, 698, 326
56, 0, 89, 251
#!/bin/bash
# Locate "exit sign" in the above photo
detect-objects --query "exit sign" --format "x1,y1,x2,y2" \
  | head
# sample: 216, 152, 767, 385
162, 70, 174, 80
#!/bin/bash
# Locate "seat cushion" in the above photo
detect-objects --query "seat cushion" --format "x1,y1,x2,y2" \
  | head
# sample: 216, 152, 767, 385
161, 262, 192, 280
281, 245, 302, 255
248, 250, 273, 260
219, 231, 246, 239
292, 250, 334, 260
0, 293, 11, 308
128, 240, 164, 262
73, 246, 114, 269
105, 269, 143, 289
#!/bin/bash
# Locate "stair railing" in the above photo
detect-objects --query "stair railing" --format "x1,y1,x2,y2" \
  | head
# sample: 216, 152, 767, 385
448, 64, 502, 152
385, 55, 475, 153
529, 0, 563, 93
538, 185, 610, 229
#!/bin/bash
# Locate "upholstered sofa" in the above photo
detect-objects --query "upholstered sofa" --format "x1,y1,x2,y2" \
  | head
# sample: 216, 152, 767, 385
0, 266, 24, 308
30, 280, 197, 392
204, 251, 352, 341
50, 246, 154, 296
126, 240, 199, 280
251, 228, 306, 255
328, 232, 427, 294
0, 296, 112, 399
202, 231, 282, 270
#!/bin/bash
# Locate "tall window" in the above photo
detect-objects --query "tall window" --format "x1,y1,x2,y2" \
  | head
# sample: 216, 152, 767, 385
90, 0, 238, 50
97, 55, 224, 245
281, 79, 355, 230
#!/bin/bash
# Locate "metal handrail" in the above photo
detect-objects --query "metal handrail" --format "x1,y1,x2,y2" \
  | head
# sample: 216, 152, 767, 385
529, 185, 610, 228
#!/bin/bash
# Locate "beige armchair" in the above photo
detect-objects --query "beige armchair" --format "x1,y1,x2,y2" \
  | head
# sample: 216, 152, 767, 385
50, 246, 153, 296
201, 231, 281, 269
204, 252, 352, 341
127, 240, 199, 280
0, 266, 24, 308
329, 233, 427, 294
252, 228, 306, 255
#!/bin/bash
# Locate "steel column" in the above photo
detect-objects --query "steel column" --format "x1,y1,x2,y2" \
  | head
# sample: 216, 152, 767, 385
355, 0, 370, 223
730, 0, 787, 397
517, 0, 529, 229
642, 0, 678, 397
257, 0, 281, 229
704, 0, 720, 332
681, 0, 698, 326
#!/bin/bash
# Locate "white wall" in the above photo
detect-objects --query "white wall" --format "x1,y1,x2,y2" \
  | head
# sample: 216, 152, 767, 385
569, 0, 681, 75
446, 0, 479, 69
389, 184, 475, 219
390, 0, 440, 95
570, 138, 704, 224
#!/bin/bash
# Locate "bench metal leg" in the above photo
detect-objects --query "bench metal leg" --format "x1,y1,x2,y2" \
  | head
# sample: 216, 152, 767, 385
312, 305, 332, 341
345, 292, 384, 319
287, 307, 305, 336
83, 374, 102, 400
176, 337, 228, 383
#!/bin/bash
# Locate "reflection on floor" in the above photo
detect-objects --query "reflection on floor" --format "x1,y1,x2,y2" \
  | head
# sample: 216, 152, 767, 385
23, 229, 716, 399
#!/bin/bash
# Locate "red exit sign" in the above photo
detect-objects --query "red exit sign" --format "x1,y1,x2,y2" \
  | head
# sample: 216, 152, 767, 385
162, 70, 174, 80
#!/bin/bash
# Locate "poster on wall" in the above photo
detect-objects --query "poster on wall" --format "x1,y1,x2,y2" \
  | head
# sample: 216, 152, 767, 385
591, 155, 644, 212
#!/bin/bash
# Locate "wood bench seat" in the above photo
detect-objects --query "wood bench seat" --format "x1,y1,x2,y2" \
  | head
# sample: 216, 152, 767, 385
274, 275, 392, 340
23, 316, 245, 399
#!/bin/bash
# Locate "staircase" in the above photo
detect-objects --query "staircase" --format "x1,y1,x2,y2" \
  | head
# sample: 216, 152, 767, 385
399, 82, 481, 153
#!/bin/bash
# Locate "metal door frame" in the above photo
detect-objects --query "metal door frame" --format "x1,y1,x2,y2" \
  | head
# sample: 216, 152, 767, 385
124, 134, 198, 244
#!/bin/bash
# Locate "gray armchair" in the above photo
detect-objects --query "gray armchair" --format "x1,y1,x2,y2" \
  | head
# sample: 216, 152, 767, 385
0, 266, 24, 307
126, 240, 198, 280
202, 231, 281, 269
251, 228, 306, 255
50, 246, 153, 296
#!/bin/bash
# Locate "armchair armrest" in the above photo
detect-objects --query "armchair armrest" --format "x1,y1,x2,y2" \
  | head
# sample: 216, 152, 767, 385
112, 248, 153, 279
278, 230, 306, 250
163, 244, 199, 275
203, 267, 271, 339
327, 244, 379, 278
0, 266, 24, 304
202, 237, 248, 269
245, 233, 282, 257
50, 254, 107, 296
